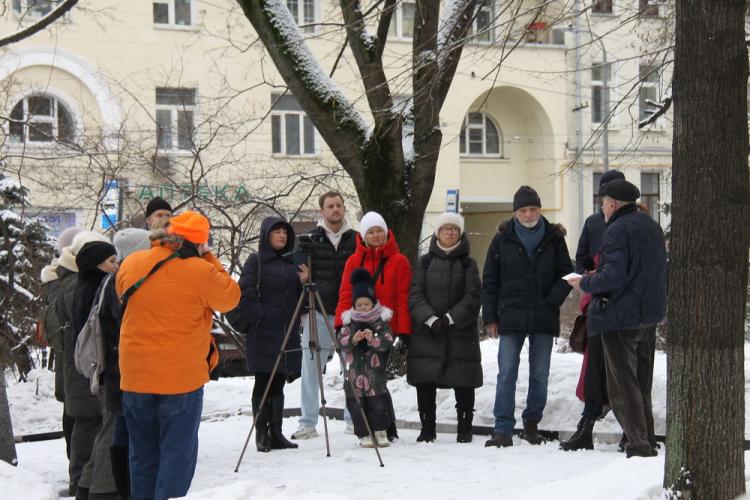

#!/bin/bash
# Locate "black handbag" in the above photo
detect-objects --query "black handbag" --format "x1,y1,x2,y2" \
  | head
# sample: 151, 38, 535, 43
569, 314, 587, 354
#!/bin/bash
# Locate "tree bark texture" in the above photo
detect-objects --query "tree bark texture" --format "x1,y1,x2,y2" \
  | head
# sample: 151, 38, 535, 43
665, 0, 749, 497
237, 0, 477, 262
0, 375, 18, 466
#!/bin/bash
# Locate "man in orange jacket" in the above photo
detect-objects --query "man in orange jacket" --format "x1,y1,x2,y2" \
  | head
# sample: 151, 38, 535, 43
116, 211, 240, 500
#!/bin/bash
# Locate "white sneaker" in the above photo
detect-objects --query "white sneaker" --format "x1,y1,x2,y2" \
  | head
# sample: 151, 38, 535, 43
374, 431, 390, 447
344, 422, 355, 435
359, 435, 375, 448
291, 425, 318, 440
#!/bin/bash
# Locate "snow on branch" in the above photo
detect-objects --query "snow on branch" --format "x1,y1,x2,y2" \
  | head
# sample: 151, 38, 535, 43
638, 94, 672, 129
0, 0, 79, 48
437, 0, 472, 58
0, 274, 35, 301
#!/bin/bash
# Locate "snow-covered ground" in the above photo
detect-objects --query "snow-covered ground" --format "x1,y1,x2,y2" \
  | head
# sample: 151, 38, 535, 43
5, 340, 750, 499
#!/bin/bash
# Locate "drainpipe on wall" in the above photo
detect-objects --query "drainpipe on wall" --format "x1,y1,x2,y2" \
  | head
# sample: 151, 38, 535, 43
573, 0, 584, 234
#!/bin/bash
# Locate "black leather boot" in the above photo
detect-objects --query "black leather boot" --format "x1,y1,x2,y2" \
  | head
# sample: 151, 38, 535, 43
522, 421, 544, 445
456, 410, 473, 443
252, 397, 271, 452
559, 416, 595, 451
416, 410, 437, 443
268, 396, 298, 449
484, 432, 513, 447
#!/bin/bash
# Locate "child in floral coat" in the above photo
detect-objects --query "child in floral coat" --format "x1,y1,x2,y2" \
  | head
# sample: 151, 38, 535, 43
338, 268, 394, 448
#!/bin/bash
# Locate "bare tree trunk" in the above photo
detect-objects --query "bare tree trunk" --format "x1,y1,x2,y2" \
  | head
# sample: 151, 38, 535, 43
0, 374, 18, 466
665, 0, 749, 497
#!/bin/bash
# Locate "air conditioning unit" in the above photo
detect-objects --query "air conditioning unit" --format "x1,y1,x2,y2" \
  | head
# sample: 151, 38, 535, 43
551, 26, 567, 46
150, 154, 175, 174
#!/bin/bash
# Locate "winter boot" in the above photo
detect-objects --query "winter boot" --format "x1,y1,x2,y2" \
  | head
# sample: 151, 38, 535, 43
416, 410, 437, 443
268, 396, 298, 450
109, 446, 130, 500
252, 397, 271, 453
559, 416, 595, 451
484, 432, 513, 447
456, 410, 474, 443
618, 433, 628, 453
521, 421, 544, 445
374, 431, 390, 448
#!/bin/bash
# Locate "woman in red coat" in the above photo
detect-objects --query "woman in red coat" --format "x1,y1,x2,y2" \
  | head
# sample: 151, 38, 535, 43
335, 211, 412, 440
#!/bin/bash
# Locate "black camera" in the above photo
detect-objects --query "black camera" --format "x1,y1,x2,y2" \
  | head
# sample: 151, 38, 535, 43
296, 233, 325, 254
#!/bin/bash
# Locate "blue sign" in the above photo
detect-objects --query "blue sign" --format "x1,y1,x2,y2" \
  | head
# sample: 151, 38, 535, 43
101, 180, 119, 230
446, 189, 459, 213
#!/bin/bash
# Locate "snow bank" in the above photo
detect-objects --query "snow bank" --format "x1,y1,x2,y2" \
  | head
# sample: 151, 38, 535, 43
0, 460, 56, 500
6, 368, 63, 436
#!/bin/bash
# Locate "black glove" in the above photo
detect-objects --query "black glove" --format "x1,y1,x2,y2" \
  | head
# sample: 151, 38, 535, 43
394, 333, 410, 352
286, 372, 301, 384
430, 316, 450, 334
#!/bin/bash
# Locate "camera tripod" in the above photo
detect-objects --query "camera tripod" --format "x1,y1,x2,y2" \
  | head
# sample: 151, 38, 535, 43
234, 255, 385, 471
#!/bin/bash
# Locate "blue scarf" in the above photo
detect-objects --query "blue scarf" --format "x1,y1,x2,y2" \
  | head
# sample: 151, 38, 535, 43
514, 218, 545, 257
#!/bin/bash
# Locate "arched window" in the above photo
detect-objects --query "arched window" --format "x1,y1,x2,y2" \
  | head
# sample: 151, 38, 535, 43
8, 94, 76, 145
459, 112, 502, 156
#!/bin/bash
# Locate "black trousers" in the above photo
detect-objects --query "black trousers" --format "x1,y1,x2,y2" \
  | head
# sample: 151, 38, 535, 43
252, 372, 286, 401
582, 334, 609, 418
346, 394, 389, 438
416, 383, 475, 413
601, 326, 656, 452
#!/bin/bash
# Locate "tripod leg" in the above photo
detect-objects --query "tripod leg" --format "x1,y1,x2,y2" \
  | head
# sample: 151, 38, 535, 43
234, 291, 307, 473
314, 291, 384, 467
308, 295, 331, 458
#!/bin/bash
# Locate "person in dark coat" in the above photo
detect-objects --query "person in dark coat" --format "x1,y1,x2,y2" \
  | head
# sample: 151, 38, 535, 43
562, 169, 626, 452
482, 186, 573, 448
568, 179, 667, 458
407, 212, 482, 444
229, 216, 307, 452
69, 235, 118, 500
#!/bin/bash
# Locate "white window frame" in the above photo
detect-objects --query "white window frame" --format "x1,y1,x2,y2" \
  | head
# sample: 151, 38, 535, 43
11, 0, 69, 22
152, 0, 195, 28
469, 0, 495, 44
590, 0, 614, 15
640, 171, 661, 224
388, 1, 416, 40
590, 61, 614, 127
7, 93, 78, 147
459, 112, 503, 158
270, 111, 318, 157
155, 88, 196, 153
638, 63, 662, 126
286, 0, 319, 34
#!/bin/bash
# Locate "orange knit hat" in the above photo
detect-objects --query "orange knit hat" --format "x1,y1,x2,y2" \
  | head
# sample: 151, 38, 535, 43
167, 211, 210, 244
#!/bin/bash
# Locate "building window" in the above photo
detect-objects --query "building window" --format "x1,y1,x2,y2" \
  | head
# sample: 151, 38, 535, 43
591, 62, 612, 125
639, 0, 659, 17
388, 1, 416, 40
153, 0, 192, 27
459, 112, 502, 156
469, 0, 494, 43
271, 93, 316, 156
286, 0, 316, 33
12, 0, 59, 18
639, 64, 659, 122
640, 172, 660, 222
8, 94, 75, 145
593, 172, 603, 212
591, 0, 613, 14
155, 88, 195, 151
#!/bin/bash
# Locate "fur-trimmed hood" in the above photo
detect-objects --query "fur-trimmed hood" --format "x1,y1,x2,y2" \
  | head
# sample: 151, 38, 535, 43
41, 261, 59, 283
341, 305, 393, 325
498, 217, 567, 239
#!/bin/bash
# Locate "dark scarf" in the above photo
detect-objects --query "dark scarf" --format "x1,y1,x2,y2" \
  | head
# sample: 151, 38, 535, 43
72, 268, 108, 334
514, 218, 545, 257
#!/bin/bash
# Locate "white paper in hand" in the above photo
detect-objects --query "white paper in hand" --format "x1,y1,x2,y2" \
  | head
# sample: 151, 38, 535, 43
562, 272, 582, 281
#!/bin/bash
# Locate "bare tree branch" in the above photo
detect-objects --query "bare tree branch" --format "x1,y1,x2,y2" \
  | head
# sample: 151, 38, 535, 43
0, 0, 79, 48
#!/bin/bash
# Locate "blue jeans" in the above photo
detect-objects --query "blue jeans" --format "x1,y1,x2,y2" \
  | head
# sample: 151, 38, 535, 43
493, 334, 554, 435
299, 312, 351, 427
123, 388, 203, 500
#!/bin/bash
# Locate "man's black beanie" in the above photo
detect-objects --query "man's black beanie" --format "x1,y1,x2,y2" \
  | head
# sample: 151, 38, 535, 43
145, 196, 172, 218
513, 185, 542, 212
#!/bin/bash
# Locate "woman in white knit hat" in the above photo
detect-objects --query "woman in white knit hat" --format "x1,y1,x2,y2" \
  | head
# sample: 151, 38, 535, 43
407, 212, 482, 443
334, 211, 412, 441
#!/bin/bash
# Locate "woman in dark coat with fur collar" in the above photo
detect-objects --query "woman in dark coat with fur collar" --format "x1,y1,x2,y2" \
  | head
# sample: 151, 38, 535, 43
229, 216, 307, 452
408, 213, 482, 443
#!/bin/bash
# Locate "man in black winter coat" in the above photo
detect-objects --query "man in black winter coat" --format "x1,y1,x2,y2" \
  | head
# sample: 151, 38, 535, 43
291, 191, 358, 440
482, 186, 573, 448
568, 179, 667, 459
575, 170, 625, 273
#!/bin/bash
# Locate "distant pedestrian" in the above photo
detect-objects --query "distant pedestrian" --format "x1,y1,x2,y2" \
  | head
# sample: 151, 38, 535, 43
117, 211, 240, 499
144, 196, 172, 230
407, 212, 482, 443
483, 186, 573, 448
568, 179, 667, 458
338, 269, 394, 448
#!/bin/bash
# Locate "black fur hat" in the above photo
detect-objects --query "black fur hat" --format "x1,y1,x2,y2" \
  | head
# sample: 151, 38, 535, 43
351, 268, 377, 305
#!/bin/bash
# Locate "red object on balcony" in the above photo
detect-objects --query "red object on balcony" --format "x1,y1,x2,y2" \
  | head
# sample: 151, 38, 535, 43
529, 21, 547, 31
